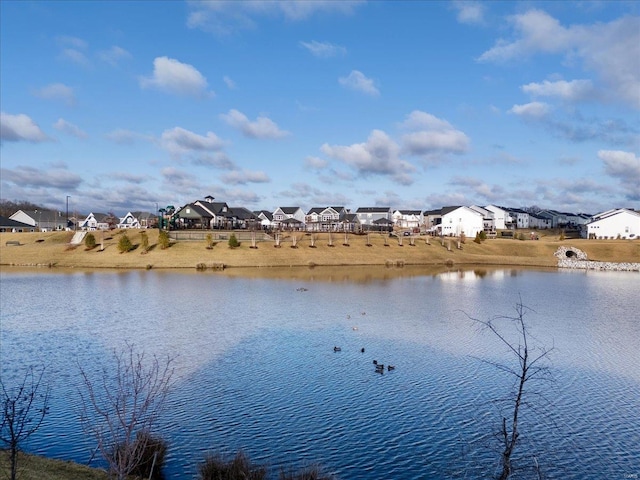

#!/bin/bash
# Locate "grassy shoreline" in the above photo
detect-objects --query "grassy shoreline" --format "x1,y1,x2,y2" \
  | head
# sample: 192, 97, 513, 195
1, 230, 638, 272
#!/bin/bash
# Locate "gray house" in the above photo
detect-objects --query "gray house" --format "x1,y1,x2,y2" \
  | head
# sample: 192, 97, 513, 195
356, 207, 392, 231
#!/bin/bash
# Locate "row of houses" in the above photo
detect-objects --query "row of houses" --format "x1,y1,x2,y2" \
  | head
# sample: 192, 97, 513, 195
2, 196, 639, 240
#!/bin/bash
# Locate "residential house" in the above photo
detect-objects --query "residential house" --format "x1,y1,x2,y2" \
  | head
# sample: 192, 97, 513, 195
356, 207, 392, 231
485, 205, 511, 230
392, 210, 423, 230
305, 206, 348, 231
585, 208, 640, 239
10, 209, 71, 231
468, 205, 495, 232
254, 210, 274, 230
423, 209, 442, 232
80, 212, 112, 230
272, 207, 305, 229
441, 206, 484, 237
0, 215, 36, 232
226, 207, 259, 229
529, 213, 553, 229
117, 212, 141, 229
538, 210, 568, 229
507, 208, 530, 229
194, 196, 231, 229
340, 213, 362, 232
175, 203, 212, 229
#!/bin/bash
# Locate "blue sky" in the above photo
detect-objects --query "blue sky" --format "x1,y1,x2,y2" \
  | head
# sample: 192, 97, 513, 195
1, 0, 638, 216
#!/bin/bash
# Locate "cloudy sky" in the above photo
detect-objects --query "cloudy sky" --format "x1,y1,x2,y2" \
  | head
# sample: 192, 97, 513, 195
1, 0, 638, 216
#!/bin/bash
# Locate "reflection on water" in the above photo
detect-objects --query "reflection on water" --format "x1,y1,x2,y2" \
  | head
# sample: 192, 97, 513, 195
1, 267, 638, 479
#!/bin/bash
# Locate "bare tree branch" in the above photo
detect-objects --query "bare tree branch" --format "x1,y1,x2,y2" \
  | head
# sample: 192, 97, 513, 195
78, 342, 175, 480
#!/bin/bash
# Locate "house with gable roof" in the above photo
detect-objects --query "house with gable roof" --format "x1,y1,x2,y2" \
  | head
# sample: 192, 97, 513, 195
117, 212, 141, 229
356, 207, 392, 231
10, 209, 70, 231
272, 207, 305, 229
254, 210, 274, 230
392, 210, 423, 230
305, 206, 348, 231
440, 206, 484, 237
80, 212, 114, 230
585, 208, 640, 239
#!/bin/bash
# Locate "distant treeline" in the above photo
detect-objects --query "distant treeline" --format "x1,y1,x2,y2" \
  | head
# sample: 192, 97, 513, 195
0, 199, 45, 218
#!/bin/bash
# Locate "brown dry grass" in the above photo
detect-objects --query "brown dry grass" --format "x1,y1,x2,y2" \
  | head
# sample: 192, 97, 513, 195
1, 230, 638, 272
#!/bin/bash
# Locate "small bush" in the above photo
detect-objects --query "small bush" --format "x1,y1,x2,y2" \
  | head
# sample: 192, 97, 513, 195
158, 230, 170, 249
517, 233, 525, 241
126, 432, 167, 480
84, 233, 96, 249
140, 231, 149, 253
559, 230, 565, 241
206, 233, 214, 249
228, 233, 240, 248
279, 464, 334, 480
117, 233, 133, 253
198, 451, 267, 480
479, 230, 487, 241
474, 232, 482, 244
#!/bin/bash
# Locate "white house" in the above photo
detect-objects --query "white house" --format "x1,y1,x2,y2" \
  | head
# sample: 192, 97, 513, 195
254, 210, 274, 230
485, 205, 510, 230
468, 205, 495, 232
392, 210, 423, 230
585, 209, 640, 239
441, 206, 484, 237
80, 213, 111, 230
117, 212, 141, 229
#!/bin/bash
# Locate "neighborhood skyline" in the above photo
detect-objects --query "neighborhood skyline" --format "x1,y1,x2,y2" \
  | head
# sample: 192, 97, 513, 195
1, 1, 639, 216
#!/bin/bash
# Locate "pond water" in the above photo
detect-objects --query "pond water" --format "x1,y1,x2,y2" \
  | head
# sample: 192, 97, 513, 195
1, 267, 639, 479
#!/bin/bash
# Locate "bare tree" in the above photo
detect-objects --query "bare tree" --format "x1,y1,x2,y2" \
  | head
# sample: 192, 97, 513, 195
1, 365, 50, 480
78, 343, 175, 480
468, 298, 553, 480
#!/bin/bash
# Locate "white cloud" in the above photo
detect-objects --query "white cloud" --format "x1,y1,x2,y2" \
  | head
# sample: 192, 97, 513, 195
400, 110, 470, 156
321, 129, 415, 184
598, 150, 640, 200
479, 10, 640, 108
223, 75, 236, 89
160, 127, 225, 157
53, 118, 88, 139
59, 48, 90, 66
221, 170, 271, 185
187, 1, 364, 34
140, 56, 212, 97
509, 101, 551, 119
522, 79, 596, 102
304, 156, 329, 169
32, 83, 76, 106
220, 109, 290, 139
0, 165, 81, 190
300, 40, 347, 58
338, 70, 380, 96
452, 1, 485, 25
99, 46, 132, 66
0, 112, 50, 142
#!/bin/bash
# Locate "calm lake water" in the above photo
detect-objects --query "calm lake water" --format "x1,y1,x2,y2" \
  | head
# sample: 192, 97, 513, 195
1, 267, 639, 479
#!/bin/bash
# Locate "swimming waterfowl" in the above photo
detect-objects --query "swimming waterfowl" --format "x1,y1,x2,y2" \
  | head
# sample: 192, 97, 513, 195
387, 365, 395, 371
333, 346, 341, 352
361, 348, 365, 353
